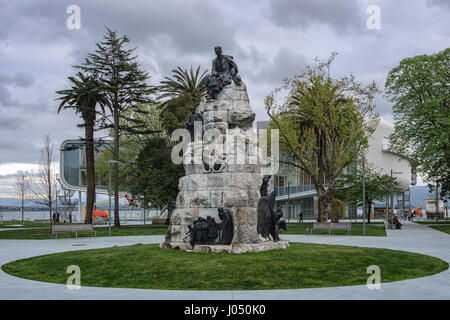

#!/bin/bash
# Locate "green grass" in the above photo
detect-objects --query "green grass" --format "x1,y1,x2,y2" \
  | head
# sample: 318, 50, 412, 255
414, 220, 450, 225
0, 220, 50, 228
281, 222, 386, 237
2, 243, 447, 290
0, 222, 386, 239
0, 224, 168, 239
429, 225, 450, 235
0, 220, 113, 228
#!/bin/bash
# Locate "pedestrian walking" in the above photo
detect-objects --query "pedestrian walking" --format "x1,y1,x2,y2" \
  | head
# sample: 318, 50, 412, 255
298, 210, 304, 223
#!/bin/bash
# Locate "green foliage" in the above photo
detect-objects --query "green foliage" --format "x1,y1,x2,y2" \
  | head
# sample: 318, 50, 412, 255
330, 198, 346, 222
266, 53, 380, 221
385, 48, 450, 193
74, 27, 157, 227
158, 66, 206, 109
160, 93, 197, 136
335, 162, 401, 221
335, 162, 402, 205
127, 135, 185, 209
56, 72, 107, 122
76, 28, 156, 124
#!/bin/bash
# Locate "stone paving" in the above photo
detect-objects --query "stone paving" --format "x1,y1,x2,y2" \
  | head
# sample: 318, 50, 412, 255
0, 221, 449, 300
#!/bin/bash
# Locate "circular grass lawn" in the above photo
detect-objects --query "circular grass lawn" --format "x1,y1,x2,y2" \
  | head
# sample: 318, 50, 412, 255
2, 243, 448, 290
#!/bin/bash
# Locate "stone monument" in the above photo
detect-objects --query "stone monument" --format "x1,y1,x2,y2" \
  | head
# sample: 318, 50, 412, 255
160, 46, 289, 254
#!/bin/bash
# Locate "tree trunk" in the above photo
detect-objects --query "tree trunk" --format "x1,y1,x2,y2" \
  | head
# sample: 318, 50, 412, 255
367, 199, 372, 224
113, 108, 121, 228
317, 187, 331, 223
84, 115, 95, 224
49, 202, 52, 232
317, 181, 336, 223
49, 181, 52, 232
21, 196, 24, 227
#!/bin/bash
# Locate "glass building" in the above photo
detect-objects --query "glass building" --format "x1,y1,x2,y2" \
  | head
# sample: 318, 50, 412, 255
60, 139, 112, 193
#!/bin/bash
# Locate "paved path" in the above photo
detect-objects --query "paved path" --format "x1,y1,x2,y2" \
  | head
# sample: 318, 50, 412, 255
0, 221, 449, 300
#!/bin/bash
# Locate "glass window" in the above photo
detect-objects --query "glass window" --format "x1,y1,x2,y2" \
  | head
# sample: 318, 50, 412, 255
63, 146, 80, 187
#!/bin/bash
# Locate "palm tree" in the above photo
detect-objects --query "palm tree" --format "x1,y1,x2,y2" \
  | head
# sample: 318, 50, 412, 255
158, 66, 207, 108
56, 72, 107, 224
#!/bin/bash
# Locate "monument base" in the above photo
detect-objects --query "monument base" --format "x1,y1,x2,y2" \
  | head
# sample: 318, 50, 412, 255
160, 240, 289, 254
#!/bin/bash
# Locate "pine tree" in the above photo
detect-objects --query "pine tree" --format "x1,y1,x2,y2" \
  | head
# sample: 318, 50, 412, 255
76, 28, 156, 227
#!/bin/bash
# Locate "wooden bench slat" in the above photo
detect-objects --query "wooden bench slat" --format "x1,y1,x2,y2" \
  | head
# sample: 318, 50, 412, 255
312, 222, 351, 235
52, 224, 96, 239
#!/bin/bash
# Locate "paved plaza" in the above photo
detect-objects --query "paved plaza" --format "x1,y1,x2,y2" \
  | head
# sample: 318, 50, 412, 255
0, 221, 449, 300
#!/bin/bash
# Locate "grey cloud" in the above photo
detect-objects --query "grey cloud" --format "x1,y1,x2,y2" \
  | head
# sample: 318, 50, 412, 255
249, 47, 308, 85
427, 0, 450, 9
0, 72, 35, 87
1, 0, 239, 63
0, 72, 35, 107
0, 85, 13, 107
0, 116, 22, 130
266, 0, 364, 32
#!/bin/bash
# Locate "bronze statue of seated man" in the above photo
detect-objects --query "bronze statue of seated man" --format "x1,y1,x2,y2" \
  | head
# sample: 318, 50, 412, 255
203, 46, 241, 100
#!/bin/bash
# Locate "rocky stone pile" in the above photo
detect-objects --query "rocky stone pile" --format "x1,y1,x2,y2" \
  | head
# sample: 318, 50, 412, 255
160, 82, 288, 253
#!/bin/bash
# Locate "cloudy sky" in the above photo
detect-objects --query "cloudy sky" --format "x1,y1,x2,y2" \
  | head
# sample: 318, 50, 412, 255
0, 0, 448, 197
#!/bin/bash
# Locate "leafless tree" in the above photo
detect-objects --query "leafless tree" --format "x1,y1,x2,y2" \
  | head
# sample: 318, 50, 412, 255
30, 135, 57, 231
14, 171, 32, 227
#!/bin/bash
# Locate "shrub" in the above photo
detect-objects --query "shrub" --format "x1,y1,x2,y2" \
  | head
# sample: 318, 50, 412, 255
330, 198, 346, 223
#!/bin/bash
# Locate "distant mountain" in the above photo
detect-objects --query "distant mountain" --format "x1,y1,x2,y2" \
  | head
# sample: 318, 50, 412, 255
0, 198, 21, 206
410, 185, 437, 208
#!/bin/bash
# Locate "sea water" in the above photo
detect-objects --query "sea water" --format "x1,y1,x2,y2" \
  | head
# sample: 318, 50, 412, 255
0, 210, 158, 224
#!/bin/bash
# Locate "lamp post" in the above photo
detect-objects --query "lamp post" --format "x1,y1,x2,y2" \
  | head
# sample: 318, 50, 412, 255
362, 158, 366, 236
287, 181, 291, 221
108, 160, 119, 237
356, 158, 366, 236
435, 182, 439, 221
390, 170, 403, 223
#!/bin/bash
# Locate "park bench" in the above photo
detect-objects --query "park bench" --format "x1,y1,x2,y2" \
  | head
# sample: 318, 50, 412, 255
387, 220, 402, 230
52, 224, 96, 239
330, 222, 351, 235
312, 222, 351, 235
